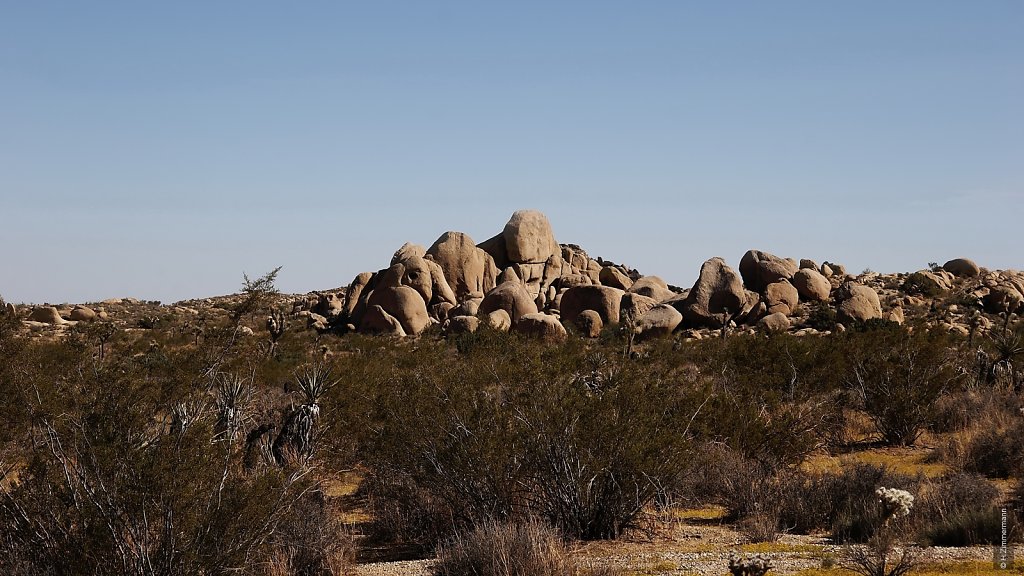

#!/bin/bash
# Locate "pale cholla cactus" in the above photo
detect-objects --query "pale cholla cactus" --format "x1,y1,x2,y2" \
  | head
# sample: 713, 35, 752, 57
876, 486, 914, 519
729, 552, 773, 576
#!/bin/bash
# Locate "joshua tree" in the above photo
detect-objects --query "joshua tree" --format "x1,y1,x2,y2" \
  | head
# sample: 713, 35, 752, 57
266, 309, 287, 357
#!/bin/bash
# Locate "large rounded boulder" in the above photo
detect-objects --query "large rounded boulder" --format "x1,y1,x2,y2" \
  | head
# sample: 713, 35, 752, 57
679, 257, 746, 327
943, 258, 980, 278
28, 306, 65, 325
514, 313, 567, 342
558, 285, 624, 326
739, 250, 799, 293
575, 309, 603, 338
983, 285, 1023, 314
366, 285, 431, 336
635, 304, 683, 339
619, 293, 658, 323
502, 209, 560, 264
70, 305, 98, 322
627, 276, 674, 302
426, 231, 499, 301
792, 268, 831, 301
478, 210, 563, 299
359, 305, 407, 337
599, 266, 633, 290
343, 271, 376, 326
378, 255, 457, 308
836, 282, 882, 323
764, 280, 799, 316
479, 281, 538, 325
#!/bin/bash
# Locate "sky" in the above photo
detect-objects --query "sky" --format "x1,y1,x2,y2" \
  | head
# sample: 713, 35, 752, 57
1, 2, 1021, 304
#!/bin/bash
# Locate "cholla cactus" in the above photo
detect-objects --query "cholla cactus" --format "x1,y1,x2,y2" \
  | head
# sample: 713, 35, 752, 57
876, 486, 914, 520
729, 552, 773, 576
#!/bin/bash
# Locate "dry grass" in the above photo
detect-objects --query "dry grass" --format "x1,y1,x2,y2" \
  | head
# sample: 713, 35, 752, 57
794, 561, 1024, 576
803, 448, 948, 479
739, 542, 825, 554
433, 518, 588, 576
671, 505, 729, 521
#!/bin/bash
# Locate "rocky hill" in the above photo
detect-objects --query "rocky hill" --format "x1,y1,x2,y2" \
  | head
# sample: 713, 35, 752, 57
5, 209, 1022, 343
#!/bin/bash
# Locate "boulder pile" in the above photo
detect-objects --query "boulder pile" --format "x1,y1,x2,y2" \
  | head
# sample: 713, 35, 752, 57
12, 211, 1015, 344
323, 210, 934, 341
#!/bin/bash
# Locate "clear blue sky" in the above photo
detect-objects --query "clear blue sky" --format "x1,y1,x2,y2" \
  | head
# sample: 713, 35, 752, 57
2, 2, 1021, 304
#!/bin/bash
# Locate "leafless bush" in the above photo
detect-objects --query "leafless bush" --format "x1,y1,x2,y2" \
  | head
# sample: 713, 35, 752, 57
265, 489, 356, 576
843, 531, 921, 576
432, 518, 573, 576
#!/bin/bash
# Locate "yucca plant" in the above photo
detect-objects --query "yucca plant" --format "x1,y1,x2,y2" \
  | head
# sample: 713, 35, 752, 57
170, 396, 208, 437
214, 373, 252, 443
986, 316, 1022, 388
273, 363, 335, 465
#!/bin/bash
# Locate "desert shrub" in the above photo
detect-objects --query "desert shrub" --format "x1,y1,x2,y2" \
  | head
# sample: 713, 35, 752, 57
0, 270, 348, 575
714, 461, 919, 542
806, 302, 838, 332
828, 465, 916, 543
738, 513, 782, 543
844, 531, 921, 576
432, 518, 572, 576
686, 334, 845, 466
265, 489, 356, 576
842, 483, 921, 576
954, 421, 1024, 478
668, 442, 754, 511
693, 449, 828, 540
921, 508, 1010, 547
343, 336, 701, 545
0, 356, 319, 574
772, 470, 836, 535
929, 389, 987, 433
842, 325, 963, 445
0, 294, 20, 341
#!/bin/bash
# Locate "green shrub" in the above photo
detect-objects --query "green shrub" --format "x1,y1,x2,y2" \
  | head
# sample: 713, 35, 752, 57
267, 490, 356, 575
842, 325, 963, 445
686, 334, 845, 466
0, 356, 320, 574
343, 336, 702, 545
0, 271, 348, 575
806, 302, 838, 332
